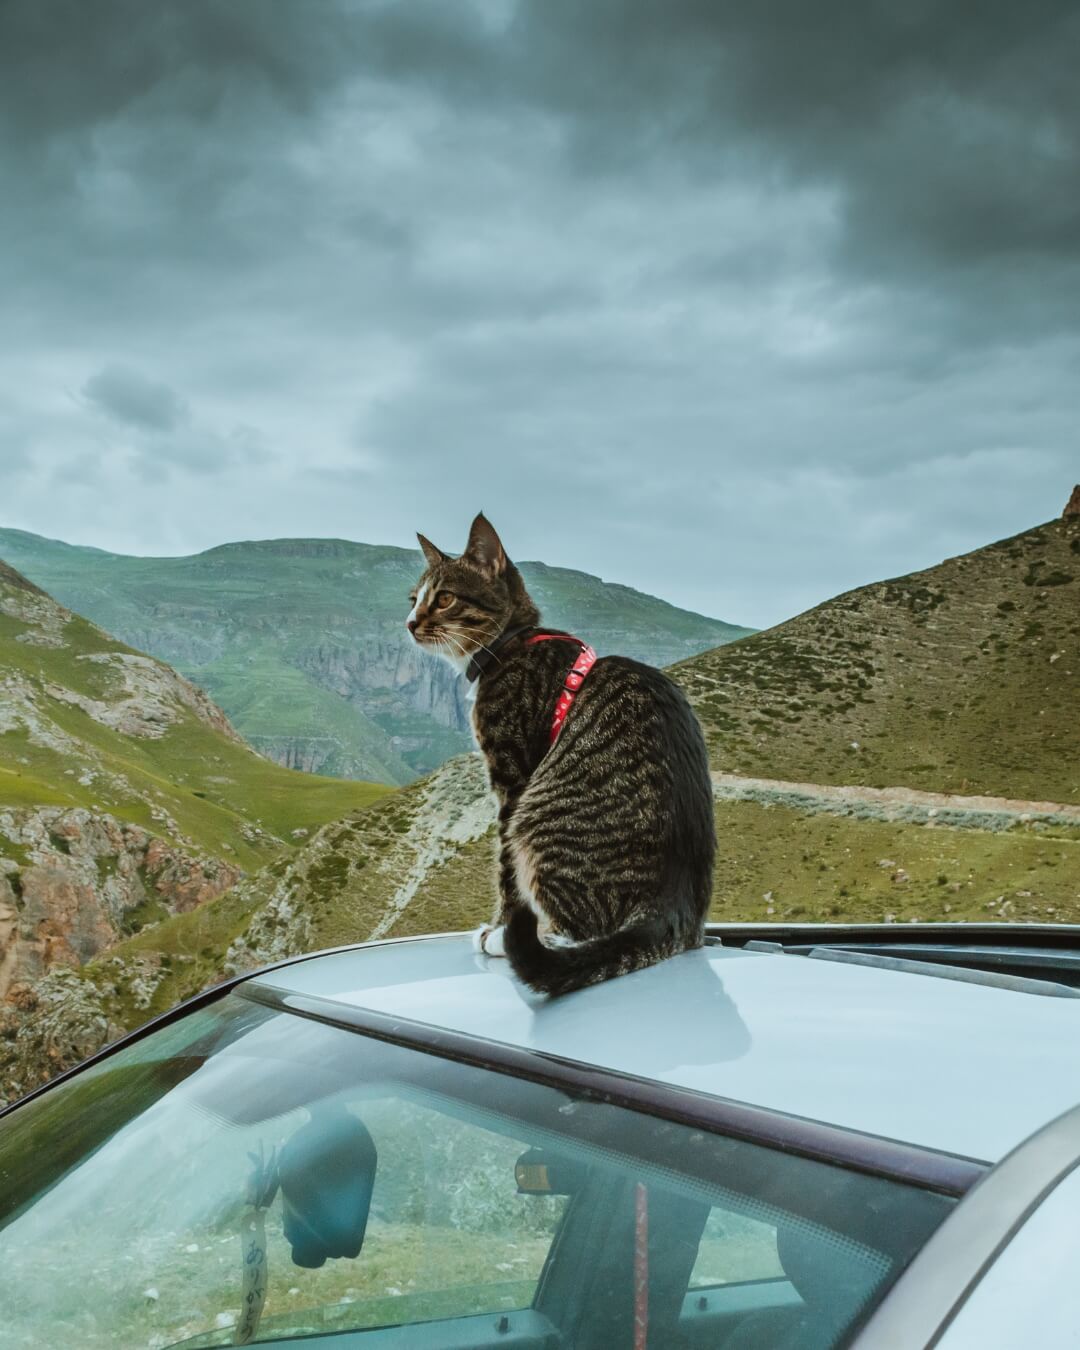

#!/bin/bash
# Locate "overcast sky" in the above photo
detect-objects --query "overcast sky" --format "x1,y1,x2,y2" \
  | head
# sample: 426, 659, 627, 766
1, 0, 1077, 628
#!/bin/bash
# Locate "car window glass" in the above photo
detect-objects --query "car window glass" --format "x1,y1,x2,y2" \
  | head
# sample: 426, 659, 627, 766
260, 1094, 570, 1335
689, 1206, 784, 1287
0, 991, 955, 1350
0, 1006, 568, 1347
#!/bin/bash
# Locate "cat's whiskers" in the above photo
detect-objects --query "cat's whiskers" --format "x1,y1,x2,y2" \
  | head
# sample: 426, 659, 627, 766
433, 629, 473, 675
440, 629, 470, 658
443, 626, 488, 663
467, 621, 506, 667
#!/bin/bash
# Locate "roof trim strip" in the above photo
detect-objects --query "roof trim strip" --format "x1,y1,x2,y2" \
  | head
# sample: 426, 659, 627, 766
806, 946, 1080, 998
708, 921, 1080, 949
237, 980, 987, 1198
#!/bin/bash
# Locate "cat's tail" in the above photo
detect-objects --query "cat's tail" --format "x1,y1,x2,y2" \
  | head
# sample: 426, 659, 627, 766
502, 906, 688, 998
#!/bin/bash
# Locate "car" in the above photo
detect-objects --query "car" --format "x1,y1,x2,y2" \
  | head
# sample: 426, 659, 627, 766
2, 922, 1080, 1349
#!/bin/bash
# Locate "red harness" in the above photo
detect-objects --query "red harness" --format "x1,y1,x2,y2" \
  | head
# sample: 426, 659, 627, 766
526, 634, 598, 746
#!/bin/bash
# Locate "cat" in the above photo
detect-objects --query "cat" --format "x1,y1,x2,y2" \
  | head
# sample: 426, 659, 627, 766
407, 512, 716, 996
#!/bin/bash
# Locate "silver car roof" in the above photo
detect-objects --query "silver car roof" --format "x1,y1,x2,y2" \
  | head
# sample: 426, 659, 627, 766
249, 934, 1080, 1165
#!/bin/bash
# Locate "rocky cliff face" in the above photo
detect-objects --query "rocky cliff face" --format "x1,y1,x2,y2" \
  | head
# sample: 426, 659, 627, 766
0, 802, 241, 1106
254, 737, 346, 776
0, 564, 282, 1098
0, 753, 494, 1106
0, 968, 116, 1104
0, 558, 395, 1106
0, 562, 246, 1023
298, 635, 471, 734
0, 806, 240, 998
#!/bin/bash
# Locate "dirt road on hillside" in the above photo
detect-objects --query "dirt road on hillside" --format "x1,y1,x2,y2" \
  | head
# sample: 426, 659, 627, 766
710, 772, 1080, 832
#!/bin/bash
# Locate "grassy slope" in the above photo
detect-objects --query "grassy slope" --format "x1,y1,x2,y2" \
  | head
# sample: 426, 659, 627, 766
11, 514, 1079, 1071
673, 515, 1080, 801
0, 529, 753, 783
0, 571, 390, 870
199, 656, 413, 786
709, 801, 1080, 925
89, 756, 495, 1022
92, 762, 1080, 1029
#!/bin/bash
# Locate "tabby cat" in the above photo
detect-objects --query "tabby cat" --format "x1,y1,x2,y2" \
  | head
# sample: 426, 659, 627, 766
407, 513, 716, 996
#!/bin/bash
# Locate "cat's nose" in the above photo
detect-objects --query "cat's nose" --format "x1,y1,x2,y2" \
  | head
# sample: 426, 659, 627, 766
406, 618, 418, 635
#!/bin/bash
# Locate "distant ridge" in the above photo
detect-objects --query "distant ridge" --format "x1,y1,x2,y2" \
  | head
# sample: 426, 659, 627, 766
0, 527, 118, 559
0, 528, 754, 784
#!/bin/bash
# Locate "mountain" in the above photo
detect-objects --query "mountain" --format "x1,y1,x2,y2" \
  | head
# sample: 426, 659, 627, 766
92, 505, 1080, 1017
0, 530, 754, 785
0, 558, 389, 1006
5, 507, 1078, 1104
673, 513, 1080, 802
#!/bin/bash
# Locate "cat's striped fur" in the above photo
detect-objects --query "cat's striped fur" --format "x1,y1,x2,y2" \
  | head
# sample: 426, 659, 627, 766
408, 514, 716, 996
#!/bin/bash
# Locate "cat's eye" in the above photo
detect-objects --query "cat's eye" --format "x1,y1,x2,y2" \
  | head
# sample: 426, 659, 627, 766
435, 591, 455, 609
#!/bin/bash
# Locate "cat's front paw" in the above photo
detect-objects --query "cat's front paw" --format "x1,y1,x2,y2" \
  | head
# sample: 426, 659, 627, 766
471, 924, 507, 957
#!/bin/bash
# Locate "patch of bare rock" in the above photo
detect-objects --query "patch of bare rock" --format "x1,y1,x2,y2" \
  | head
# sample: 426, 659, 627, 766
0, 806, 241, 998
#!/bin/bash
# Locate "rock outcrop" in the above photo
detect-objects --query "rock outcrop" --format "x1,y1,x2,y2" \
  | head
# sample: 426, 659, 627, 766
0, 968, 116, 1105
0, 806, 240, 997
298, 635, 471, 734
0, 558, 390, 1105
1, 580, 242, 744
1064, 484, 1080, 518
48, 651, 241, 741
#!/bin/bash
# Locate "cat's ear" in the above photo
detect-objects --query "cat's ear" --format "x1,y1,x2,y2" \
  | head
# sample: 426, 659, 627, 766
416, 533, 447, 569
464, 513, 507, 576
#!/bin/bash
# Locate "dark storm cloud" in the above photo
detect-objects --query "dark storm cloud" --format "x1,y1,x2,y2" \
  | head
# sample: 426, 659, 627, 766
0, 0, 359, 146
518, 2, 1080, 254
358, 0, 1080, 339
5, 0, 1075, 330
76, 362, 271, 484
0, 0, 1077, 625
83, 365, 187, 433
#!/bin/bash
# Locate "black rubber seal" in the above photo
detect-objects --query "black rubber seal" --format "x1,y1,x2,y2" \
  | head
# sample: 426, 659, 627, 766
237, 979, 987, 1198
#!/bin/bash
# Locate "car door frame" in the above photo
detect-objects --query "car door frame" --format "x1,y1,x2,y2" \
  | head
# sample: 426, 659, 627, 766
853, 1102, 1080, 1348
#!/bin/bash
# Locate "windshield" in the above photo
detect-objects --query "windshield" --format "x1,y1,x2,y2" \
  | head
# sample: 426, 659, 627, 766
0, 991, 952, 1349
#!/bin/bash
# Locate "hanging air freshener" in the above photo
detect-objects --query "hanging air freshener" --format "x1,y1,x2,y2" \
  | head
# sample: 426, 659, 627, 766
234, 1142, 279, 1346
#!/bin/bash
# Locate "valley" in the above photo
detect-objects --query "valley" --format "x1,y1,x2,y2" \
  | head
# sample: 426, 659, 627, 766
0, 531, 752, 785
0, 502, 1077, 1105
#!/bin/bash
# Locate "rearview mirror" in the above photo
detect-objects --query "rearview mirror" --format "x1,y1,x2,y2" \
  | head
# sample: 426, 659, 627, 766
279, 1106, 377, 1268
515, 1147, 586, 1196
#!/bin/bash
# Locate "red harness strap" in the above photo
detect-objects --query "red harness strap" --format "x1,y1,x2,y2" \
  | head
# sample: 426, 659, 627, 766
525, 634, 597, 746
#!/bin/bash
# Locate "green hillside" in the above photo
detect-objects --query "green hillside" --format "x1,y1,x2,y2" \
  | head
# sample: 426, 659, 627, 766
0, 530, 753, 784
82, 752, 1080, 1033
673, 514, 1080, 802
85, 508, 1079, 1025
0, 560, 389, 869
4, 511, 1078, 1105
